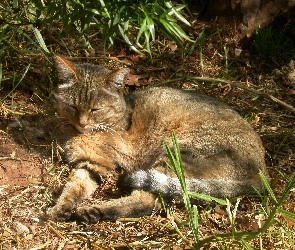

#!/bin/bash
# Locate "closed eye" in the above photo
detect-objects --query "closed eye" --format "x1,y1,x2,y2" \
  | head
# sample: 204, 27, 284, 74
90, 108, 103, 112
67, 105, 78, 111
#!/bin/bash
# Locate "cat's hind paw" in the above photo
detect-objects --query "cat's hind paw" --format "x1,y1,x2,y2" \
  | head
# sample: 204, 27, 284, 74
47, 205, 72, 222
75, 206, 102, 224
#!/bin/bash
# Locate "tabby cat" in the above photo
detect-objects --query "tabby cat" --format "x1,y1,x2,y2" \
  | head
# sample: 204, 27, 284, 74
47, 56, 268, 223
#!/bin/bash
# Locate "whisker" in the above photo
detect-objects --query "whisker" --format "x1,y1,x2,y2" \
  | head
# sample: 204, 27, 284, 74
91, 123, 124, 144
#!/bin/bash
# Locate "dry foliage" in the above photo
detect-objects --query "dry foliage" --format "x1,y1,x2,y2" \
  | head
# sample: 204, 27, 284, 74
0, 16, 295, 249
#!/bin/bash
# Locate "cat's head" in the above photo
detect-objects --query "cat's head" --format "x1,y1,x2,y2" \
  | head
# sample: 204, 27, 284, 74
53, 56, 130, 133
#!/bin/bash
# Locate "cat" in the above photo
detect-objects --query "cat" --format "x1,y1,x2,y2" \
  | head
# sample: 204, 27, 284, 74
47, 56, 268, 224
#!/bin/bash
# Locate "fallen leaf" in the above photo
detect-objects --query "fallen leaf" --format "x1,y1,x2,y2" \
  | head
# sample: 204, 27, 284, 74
285, 88, 295, 95
126, 74, 149, 86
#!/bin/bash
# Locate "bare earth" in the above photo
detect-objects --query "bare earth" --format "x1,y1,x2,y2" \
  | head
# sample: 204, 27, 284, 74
1, 19, 295, 249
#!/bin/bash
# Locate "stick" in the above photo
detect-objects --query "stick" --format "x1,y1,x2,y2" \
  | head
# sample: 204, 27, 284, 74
47, 222, 66, 240
155, 76, 295, 113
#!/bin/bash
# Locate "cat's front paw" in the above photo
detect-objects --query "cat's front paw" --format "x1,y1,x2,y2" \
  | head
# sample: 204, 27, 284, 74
47, 205, 72, 222
75, 206, 102, 224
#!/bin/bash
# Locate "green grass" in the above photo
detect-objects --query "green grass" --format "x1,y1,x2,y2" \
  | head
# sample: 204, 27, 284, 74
11, 0, 193, 55
253, 26, 295, 59
164, 132, 295, 249
1, 2, 294, 248
0, 0, 196, 95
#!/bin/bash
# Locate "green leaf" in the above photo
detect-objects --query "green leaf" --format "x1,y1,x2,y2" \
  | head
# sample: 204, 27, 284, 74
83, 8, 99, 15
165, 1, 191, 26
82, 12, 94, 33
171, 22, 192, 41
144, 30, 151, 54
156, 18, 182, 46
32, 26, 49, 53
163, 132, 199, 248
163, 140, 177, 173
98, 0, 110, 18
193, 205, 199, 229
189, 192, 227, 206
146, 16, 155, 41
123, 19, 129, 32
118, 24, 142, 54
13, 0, 18, 8
252, 95, 260, 101
259, 171, 278, 205
240, 239, 255, 250
278, 208, 295, 219
278, 171, 295, 204
136, 19, 147, 46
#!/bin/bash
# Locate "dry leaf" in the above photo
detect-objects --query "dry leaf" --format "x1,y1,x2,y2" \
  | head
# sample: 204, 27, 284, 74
126, 74, 149, 86
285, 89, 295, 95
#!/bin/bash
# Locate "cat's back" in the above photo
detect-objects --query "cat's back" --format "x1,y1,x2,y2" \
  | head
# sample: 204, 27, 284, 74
130, 87, 266, 179
131, 87, 251, 134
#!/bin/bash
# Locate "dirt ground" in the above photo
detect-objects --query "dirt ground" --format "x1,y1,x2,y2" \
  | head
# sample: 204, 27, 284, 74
0, 17, 295, 249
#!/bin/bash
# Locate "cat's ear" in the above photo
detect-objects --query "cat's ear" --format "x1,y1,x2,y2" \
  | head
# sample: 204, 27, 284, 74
54, 56, 77, 86
107, 68, 130, 90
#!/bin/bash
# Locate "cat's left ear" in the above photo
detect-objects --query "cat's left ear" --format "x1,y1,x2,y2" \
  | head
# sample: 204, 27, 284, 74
107, 68, 130, 90
54, 56, 77, 82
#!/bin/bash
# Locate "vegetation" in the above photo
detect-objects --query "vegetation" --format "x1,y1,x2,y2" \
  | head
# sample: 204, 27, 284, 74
1, 0, 192, 56
164, 132, 295, 249
0, 0, 196, 94
253, 26, 295, 59
0, 0, 295, 249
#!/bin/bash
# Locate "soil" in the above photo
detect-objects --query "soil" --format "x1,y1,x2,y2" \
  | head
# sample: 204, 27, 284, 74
0, 17, 295, 249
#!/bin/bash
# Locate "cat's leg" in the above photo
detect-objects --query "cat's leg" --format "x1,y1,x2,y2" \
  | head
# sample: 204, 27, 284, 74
75, 190, 158, 224
47, 132, 129, 221
47, 167, 99, 221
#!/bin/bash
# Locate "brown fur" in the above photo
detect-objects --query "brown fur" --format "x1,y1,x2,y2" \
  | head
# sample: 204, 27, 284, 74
47, 56, 268, 223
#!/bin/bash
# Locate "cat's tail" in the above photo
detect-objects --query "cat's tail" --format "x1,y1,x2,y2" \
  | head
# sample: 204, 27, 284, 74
119, 169, 263, 199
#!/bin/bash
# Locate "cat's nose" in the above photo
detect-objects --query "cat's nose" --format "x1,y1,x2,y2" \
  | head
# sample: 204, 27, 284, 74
79, 123, 87, 128
79, 116, 88, 128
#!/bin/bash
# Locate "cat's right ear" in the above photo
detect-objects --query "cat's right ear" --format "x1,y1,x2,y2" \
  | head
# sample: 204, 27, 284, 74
54, 56, 77, 87
107, 68, 130, 90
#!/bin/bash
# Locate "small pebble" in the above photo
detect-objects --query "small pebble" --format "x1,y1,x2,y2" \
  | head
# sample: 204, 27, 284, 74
12, 221, 30, 237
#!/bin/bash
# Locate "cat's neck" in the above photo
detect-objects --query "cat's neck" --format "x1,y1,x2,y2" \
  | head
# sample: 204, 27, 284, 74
114, 94, 134, 131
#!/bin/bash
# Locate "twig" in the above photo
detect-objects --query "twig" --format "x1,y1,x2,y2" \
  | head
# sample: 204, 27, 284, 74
117, 217, 176, 231
47, 222, 66, 240
229, 81, 295, 113
0, 157, 25, 161
74, 234, 105, 250
118, 216, 193, 248
199, 231, 258, 247
110, 241, 165, 248
155, 76, 295, 113
170, 217, 193, 248
8, 186, 32, 203
117, 217, 141, 222
0, 106, 25, 116
63, 56, 132, 66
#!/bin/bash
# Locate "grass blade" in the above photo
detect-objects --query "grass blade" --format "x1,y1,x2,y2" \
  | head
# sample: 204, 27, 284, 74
0, 63, 2, 88
31, 26, 49, 53
189, 192, 227, 206
136, 18, 147, 45
146, 15, 155, 41
278, 208, 295, 219
279, 170, 295, 203
164, 132, 199, 249
118, 24, 142, 54
165, 1, 190, 26
259, 171, 278, 205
